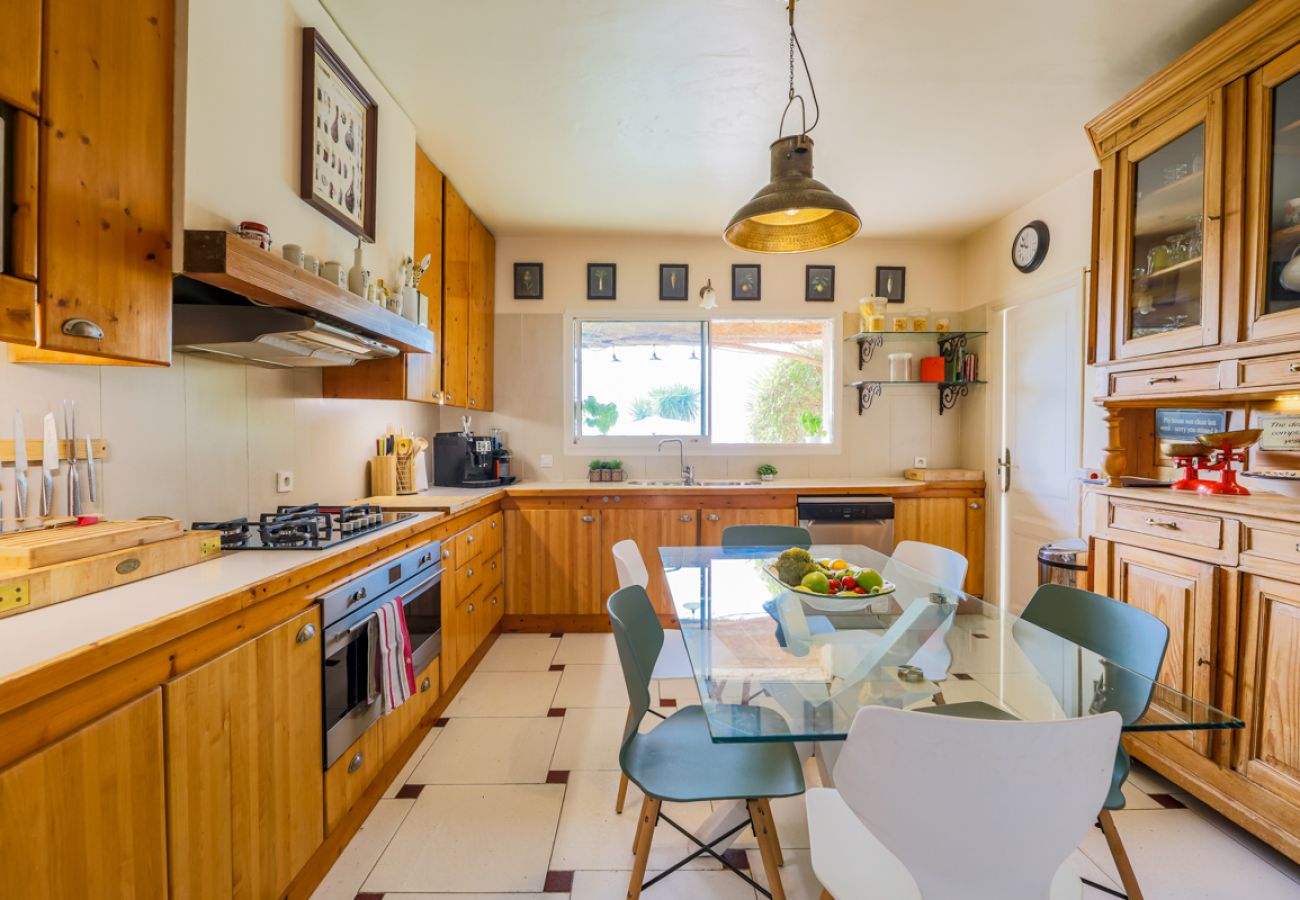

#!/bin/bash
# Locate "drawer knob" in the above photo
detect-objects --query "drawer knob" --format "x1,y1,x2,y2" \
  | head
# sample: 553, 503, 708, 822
443, 548, 451, 559
602, 496, 610, 503
295, 623, 317, 644
490, 520, 498, 528
491, 561, 498, 569
347, 752, 364, 774
581, 514, 595, 523
1144, 517, 1179, 529
62, 318, 105, 340
467, 534, 475, 543
706, 513, 720, 522
969, 502, 981, 510
1147, 376, 1179, 385
1290, 363, 1300, 373
421, 677, 432, 692
680, 514, 693, 523
467, 567, 475, 577
468, 603, 475, 613
492, 597, 499, 605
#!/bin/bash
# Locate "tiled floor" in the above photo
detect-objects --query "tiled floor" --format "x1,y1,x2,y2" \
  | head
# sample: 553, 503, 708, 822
314, 633, 1300, 900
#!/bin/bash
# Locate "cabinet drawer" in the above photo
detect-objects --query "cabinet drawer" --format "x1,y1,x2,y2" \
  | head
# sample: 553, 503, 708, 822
1237, 353, 1300, 390
1101, 499, 1236, 564
454, 550, 501, 604
325, 723, 384, 834
453, 519, 488, 564
1241, 522, 1300, 568
380, 659, 440, 761
1110, 363, 1220, 397
482, 512, 504, 557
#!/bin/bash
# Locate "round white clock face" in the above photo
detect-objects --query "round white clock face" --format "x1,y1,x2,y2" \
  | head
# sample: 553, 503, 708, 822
1014, 227, 1039, 268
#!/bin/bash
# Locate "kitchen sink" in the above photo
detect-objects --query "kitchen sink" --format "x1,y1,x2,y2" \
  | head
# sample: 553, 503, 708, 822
625, 479, 762, 487
698, 479, 762, 486
626, 479, 689, 486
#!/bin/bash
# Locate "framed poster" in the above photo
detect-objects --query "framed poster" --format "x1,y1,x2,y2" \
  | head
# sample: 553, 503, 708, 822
1259, 414, 1300, 452
300, 28, 379, 240
1154, 409, 1228, 442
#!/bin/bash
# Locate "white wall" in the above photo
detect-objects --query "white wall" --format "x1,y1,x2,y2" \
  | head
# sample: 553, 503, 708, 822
445, 234, 979, 483
0, 0, 437, 524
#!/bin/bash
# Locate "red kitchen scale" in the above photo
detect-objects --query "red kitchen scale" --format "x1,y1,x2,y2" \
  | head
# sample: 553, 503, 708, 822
1164, 429, 1261, 496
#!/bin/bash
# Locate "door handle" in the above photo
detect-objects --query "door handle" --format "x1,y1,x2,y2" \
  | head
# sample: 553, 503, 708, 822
295, 623, 317, 644
679, 514, 693, 523
347, 752, 364, 774
997, 449, 1011, 494
420, 677, 432, 692
706, 514, 720, 522
581, 514, 595, 523
1148, 375, 1179, 385
1144, 518, 1180, 530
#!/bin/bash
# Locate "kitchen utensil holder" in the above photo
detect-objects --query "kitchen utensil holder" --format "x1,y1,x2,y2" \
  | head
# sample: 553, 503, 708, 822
395, 452, 417, 495
370, 455, 398, 497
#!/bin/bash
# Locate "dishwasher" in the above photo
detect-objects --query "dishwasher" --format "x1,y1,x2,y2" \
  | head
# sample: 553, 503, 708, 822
797, 495, 895, 552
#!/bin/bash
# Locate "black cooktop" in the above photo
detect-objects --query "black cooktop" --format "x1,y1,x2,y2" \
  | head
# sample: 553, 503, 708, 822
192, 503, 415, 550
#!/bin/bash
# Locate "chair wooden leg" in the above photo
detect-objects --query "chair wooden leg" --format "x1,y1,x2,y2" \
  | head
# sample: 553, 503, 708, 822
759, 798, 785, 866
616, 773, 630, 814
748, 799, 787, 900
1099, 809, 1145, 900
627, 796, 660, 900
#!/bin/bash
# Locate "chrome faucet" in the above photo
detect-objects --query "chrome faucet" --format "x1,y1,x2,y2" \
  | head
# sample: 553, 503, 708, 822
657, 438, 695, 485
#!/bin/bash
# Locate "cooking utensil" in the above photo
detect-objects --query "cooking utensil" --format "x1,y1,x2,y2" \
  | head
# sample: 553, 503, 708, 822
63, 401, 81, 516
41, 413, 57, 517
13, 412, 28, 521
1196, 429, 1263, 449
85, 433, 97, 503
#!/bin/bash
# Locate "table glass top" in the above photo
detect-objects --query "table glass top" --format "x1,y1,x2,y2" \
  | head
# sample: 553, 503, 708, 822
659, 544, 1244, 743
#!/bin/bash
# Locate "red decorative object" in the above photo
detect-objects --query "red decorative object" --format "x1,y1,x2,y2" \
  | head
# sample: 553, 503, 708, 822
919, 356, 946, 383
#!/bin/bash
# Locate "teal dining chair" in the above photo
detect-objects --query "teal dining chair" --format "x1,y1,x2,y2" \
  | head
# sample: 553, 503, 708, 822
609, 584, 805, 900
720, 524, 811, 547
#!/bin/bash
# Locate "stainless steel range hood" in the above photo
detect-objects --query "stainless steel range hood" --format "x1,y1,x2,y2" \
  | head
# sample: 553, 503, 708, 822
173, 302, 398, 368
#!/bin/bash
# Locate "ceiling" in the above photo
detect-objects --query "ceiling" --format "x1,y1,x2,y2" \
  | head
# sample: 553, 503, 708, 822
321, 0, 1252, 240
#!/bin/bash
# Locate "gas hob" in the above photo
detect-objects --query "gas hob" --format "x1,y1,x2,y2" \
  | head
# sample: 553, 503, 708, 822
192, 503, 415, 550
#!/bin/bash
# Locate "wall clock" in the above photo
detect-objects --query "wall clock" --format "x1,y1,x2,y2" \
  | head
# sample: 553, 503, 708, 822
1011, 220, 1050, 273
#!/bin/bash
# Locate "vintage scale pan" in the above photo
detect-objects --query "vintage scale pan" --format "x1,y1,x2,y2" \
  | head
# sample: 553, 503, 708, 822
1163, 429, 1262, 496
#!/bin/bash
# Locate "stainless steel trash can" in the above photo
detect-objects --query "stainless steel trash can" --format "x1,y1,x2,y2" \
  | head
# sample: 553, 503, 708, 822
1038, 538, 1090, 590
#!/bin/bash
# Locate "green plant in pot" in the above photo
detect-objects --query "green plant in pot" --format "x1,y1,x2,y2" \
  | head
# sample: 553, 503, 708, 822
756, 463, 778, 483
798, 410, 826, 444
588, 459, 607, 482
608, 459, 625, 482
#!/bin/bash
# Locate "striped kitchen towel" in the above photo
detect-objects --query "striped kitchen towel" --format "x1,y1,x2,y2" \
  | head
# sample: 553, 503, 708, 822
375, 599, 417, 715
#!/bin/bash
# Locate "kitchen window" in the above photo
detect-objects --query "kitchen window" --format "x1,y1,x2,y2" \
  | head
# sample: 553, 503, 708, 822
571, 317, 835, 449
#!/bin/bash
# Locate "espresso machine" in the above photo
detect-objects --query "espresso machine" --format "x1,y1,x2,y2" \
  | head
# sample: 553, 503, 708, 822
433, 419, 517, 487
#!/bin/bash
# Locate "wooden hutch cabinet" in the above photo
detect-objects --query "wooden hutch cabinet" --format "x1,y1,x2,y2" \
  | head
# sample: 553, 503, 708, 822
1086, 0, 1300, 862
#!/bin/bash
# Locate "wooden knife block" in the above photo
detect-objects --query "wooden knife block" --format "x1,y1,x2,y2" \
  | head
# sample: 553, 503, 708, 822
370, 455, 398, 497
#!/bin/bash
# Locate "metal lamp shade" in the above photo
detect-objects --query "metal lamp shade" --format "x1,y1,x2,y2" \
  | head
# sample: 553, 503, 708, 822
724, 135, 860, 253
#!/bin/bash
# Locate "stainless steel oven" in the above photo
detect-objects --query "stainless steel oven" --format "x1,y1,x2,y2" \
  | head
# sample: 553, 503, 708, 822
320, 540, 442, 768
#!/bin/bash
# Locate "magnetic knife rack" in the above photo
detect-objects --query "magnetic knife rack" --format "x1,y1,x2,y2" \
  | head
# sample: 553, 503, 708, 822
0, 440, 109, 463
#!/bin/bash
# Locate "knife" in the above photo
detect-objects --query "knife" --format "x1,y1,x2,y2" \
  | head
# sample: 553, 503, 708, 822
63, 401, 81, 516
85, 433, 97, 504
13, 411, 28, 522
41, 412, 57, 517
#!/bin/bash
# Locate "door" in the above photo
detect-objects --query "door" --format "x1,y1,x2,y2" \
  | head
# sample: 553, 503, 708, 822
995, 283, 1083, 613
442, 180, 471, 406
1110, 542, 1216, 755
601, 507, 699, 618
1247, 44, 1300, 342
505, 507, 602, 615
165, 608, 323, 899
0, 690, 167, 898
1113, 93, 1224, 359
467, 212, 495, 410
699, 507, 797, 545
1233, 574, 1300, 810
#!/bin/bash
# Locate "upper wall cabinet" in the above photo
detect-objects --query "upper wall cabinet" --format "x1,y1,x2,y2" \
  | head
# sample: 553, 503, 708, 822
442, 180, 494, 412
6, 0, 174, 366
0, 0, 41, 115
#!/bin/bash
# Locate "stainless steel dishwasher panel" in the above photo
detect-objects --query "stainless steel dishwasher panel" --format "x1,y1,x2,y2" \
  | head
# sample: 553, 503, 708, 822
797, 495, 895, 553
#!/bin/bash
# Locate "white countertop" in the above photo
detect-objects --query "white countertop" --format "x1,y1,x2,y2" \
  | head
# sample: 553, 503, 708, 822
0, 512, 442, 685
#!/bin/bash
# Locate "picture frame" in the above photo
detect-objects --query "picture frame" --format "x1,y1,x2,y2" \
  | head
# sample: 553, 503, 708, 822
732, 264, 761, 301
588, 263, 617, 300
876, 265, 906, 302
806, 265, 835, 302
514, 262, 543, 300
659, 264, 689, 301
300, 28, 379, 240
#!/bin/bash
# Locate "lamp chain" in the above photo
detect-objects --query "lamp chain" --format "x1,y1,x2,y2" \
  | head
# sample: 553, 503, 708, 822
778, 1, 821, 139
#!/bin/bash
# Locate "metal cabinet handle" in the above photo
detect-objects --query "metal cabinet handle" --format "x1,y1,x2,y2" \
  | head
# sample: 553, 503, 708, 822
1197, 657, 1211, 667
1148, 376, 1179, 384
347, 752, 364, 774
62, 318, 104, 340
419, 552, 433, 565
1290, 363, 1300, 373
679, 514, 693, 523
969, 501, 982, 510
469, 398, 476, 406
490, 560, 498, 569
581, 514, 595, 523
490, 519, 498, 528
445, 393, 453, 403
706, 514, 720, 522
443, 548, 451, 559
492, 597, 499, 605
467, 567, 475, 577
420, 677, 432, 692
466, 534, 475, 543
602, 496, 610, 503
349, 587, 368, 604
295, 623, 317, 644
1144, 517, 1179, 529
468, 603, 475, 613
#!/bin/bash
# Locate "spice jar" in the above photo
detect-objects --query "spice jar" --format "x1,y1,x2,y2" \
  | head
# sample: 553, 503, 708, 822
935, 316, 951, 333
888, 352, 913, 382
859, 297, 886, 333
891, 311, 911, 333
911, 307, 931, 332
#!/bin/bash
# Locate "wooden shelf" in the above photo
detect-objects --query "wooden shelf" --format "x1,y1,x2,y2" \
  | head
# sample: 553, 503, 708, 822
1135, 170, 1203, 235
1136, 255, 1203, 282
182, 231, 435, 355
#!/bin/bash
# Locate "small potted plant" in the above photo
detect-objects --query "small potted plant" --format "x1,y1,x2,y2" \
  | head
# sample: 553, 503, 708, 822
757, 463, 778, 483
799, 410, 826, 444
608, 459, 626, 482
588, 459, 605, 483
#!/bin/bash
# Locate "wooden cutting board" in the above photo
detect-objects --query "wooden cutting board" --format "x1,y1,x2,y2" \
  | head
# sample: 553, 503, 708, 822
0, 519, 184, 572
903, 468, 983, 482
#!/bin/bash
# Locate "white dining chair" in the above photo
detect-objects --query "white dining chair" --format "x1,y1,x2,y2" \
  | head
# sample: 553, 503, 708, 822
882, 541, 968, 681
807, 705, 1120, 900
610, 539, 695, 813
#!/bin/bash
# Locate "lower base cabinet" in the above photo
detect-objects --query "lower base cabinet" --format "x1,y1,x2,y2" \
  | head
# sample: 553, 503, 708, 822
699, 507, 796, 544
164, 607, 324, 898
895, 496, 985, 595
601, 507, 699, 618
0, 690, 168, 899
325, 718, 386, 835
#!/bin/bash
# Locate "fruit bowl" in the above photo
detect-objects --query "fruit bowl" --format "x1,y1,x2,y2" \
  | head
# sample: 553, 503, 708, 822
762, 564, 895, 613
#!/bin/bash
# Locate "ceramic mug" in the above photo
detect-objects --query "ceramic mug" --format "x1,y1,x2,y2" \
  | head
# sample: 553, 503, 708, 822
321, 261, 346, 286
282, 244, 304, 266
1281, 245, 1300, 292
303, 254, 320, 276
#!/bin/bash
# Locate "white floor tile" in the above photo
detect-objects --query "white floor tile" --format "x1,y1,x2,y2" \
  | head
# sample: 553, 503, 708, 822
746, 848, 822, 900
477, 634, 561, 672
1180, 795, 1300, 884
552, 707, 627, 771
381, 726, 442, 798
553, 664, 629, 708
655, 676, 701, 706
550, 770, 721, 871
364, 784, 565, 893
570, 868, 757, 899
554, 632, 620, 665
410, 717, 562, 784
311, 799, 414, 900
444, 670, 560, 717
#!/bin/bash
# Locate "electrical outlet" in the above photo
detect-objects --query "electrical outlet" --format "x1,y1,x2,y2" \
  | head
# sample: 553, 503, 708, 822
913, 457, 928, 469
276, 471, 294, 493
540, 454, 554, 469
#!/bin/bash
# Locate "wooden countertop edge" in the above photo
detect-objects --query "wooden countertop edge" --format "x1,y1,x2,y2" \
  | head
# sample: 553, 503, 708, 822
0, 500, 500, 718
1086, 484, 1300, 521
392, 481, 985, 503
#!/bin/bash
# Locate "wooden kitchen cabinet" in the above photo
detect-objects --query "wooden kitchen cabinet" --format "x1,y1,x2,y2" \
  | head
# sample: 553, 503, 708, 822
442, 180, 471, 407
895, 497, 984, 595
0, 0, 40, 115
381, 657, 441, 762
467, 212, 495, 410
601, 507, 699, 618
505, 506, 603, 616
164, 607, 323, 899
698, 506, 797, 545
325, 718, 386, 835
0, 690, 168, 898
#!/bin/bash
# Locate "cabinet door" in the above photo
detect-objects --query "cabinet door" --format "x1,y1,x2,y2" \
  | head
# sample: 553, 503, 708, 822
413, 147, 444, 399
601, 507, 699, 618
1233, 574, 1300, 811
1110, 542, 1216, 754
381, 657, 440, 761
165, 608, 324, 898
38, 0, 173, 364
0, 690, 167, 898
1246, 44, 1300, 341
324, 719, 384, 834
442, 180, 471, 406
699, 507, 797, 545
467, 214, 495, 410
1112, 93, 1224, 360
505, 507, 602, 616
0, 0, 40, 115
894, 496, 987, 595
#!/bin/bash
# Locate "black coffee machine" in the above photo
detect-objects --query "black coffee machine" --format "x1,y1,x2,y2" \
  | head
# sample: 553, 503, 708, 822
433, 427, 516, 487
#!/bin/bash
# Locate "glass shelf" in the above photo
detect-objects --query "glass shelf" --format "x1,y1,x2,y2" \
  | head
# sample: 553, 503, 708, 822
846, 330, 986, 368
845, 380, 987, 415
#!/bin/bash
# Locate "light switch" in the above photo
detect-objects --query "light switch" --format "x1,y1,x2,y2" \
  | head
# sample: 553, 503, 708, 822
540, 454, 554, 469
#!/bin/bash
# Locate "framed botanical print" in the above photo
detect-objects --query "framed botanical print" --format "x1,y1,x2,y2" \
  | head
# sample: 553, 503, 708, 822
660, 264, 688, 301
514, 263, 543, 299
876, 265, 906, 302
732, 264, 761, 301
588, 263, 617, 300
300, 28, 379, 240
806, 265, 835, 301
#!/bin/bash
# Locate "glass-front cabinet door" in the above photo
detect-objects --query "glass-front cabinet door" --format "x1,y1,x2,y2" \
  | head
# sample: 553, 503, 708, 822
1248, 44, 1300, 342
1114, 96, 1224, 359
